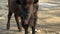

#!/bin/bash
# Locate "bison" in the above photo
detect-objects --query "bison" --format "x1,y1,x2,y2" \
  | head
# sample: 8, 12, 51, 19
7, 0, 39, 34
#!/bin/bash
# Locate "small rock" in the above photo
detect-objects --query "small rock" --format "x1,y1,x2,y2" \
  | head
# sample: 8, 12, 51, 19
30, 29, 41, 33
0, 17, 5, 20
35, 29, 41, 33
56, 31, 59, 34
30, 31, 32, 33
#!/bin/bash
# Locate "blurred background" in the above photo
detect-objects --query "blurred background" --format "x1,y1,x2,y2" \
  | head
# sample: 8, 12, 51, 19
0, 0, 60, 34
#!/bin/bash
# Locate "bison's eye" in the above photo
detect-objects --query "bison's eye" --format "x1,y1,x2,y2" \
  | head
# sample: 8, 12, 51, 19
16, 0, 23, 4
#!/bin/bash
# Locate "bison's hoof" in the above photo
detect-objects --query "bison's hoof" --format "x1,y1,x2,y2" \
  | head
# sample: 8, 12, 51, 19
19, 29, 22, 32
6, 27, 10, 30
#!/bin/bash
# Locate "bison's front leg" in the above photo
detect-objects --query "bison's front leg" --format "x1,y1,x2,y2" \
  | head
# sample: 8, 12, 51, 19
21, 19, 29, 34
24, 25, 29, 34
7, 11, 12, 30
31, 26, 35, 34
14, 14, 22, 32
31, 17, 37, 34
30, 13, 37, 34
31, 16, 37, 34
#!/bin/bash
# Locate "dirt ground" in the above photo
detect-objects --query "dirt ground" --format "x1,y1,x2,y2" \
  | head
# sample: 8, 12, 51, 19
0, 0, 60, 34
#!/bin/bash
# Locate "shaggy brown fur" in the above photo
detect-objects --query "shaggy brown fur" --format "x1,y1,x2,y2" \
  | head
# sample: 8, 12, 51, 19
7, 0, 39, 34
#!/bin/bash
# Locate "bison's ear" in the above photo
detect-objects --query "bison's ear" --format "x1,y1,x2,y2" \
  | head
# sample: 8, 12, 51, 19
33, 0, 39, 4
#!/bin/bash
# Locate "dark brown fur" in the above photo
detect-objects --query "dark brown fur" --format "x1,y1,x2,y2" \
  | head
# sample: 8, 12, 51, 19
7, 0, 39, 34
